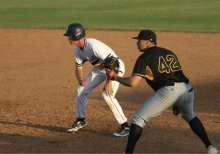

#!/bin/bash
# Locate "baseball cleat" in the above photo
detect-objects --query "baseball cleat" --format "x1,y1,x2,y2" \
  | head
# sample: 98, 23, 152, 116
68, 119, 87, 133
113, 126, 130, 137
206, 145, 218, 154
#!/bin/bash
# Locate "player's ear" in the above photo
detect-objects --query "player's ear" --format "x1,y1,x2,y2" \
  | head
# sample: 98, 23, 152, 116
145, 40, 149, 46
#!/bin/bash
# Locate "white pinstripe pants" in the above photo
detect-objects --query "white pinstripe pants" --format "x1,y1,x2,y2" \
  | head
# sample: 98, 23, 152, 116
131, 82, 196, 128
76, 66, 127, 124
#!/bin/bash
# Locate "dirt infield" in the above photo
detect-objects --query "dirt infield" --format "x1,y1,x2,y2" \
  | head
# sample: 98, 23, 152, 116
0, 29, 220, 153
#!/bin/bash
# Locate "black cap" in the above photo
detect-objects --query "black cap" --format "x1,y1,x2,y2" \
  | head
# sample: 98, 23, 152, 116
132, 30, 156, 43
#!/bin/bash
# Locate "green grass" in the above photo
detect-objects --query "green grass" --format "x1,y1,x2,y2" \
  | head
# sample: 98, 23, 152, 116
0, 0, 220, 32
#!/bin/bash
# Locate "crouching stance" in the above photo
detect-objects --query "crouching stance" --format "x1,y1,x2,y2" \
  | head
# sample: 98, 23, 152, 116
107, 30, 219, 153
63, 23, 130, 137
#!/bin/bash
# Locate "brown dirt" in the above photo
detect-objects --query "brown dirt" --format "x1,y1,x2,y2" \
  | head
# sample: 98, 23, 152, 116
0, 28, 220, 153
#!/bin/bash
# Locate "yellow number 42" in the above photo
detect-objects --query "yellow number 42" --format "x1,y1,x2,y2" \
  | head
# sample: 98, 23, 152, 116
158, 55, 182, 73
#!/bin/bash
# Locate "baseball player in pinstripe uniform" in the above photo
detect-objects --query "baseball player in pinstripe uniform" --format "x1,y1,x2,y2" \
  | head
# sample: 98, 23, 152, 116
63, 23, 130, 137
110, 30, 219, 153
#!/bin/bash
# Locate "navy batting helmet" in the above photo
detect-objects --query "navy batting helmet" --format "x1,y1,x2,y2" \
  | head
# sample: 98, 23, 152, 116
63, 23, 86, 40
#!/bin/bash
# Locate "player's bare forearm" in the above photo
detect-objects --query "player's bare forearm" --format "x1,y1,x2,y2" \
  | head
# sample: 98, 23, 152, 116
75, 66, 84, 81
105, 79, 112, 88
115, 75, 142, 87
106, 79, 112, 84
75, 66, 87, 87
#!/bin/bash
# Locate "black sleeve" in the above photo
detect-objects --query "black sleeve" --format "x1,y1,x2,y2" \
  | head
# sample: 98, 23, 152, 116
132, 57, 147, 77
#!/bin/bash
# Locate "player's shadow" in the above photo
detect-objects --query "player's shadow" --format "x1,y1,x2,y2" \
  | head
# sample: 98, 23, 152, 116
1, 123, 219, 153
0, 131, 52, 143
0, 121, 113, 137
0, 121, 66, 132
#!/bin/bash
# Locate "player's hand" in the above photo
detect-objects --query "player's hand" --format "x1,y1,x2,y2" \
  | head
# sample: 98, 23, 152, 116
79, 78, 87, 87
103, 81, 114, 97
104, 56, 119, 80
172, 106, 180, 116
105, 68, 118, 80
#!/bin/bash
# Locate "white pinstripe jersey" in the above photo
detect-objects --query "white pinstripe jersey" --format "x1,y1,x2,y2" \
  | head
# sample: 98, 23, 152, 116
74, 38, 120, 73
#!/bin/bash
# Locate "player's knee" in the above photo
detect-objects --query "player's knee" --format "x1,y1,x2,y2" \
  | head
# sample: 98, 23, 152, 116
102, 91, 114, 100
102, 92, 116, 109
181, 113, 196, 122
76, 86, 89, 97
131, 115, 146, 128
102, 92, 111, 103
102, 92, 107, 100
76, 86, 83, 96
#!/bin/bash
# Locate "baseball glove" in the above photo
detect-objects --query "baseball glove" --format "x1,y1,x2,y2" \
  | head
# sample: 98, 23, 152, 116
104, 56, 119, 80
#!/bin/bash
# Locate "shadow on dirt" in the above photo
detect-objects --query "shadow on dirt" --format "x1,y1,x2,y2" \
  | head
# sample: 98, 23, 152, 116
0, 121, 66, 133
0, 122, 219, 153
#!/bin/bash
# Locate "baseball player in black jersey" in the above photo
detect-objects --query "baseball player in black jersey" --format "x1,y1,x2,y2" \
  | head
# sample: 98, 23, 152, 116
111, 30, 219, 154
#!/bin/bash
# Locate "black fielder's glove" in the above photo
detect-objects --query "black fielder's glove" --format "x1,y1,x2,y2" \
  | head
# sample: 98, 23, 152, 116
104, 56, 119, 80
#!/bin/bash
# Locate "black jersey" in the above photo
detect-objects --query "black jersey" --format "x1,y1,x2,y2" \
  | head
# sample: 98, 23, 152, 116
132, 46, 189, 91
